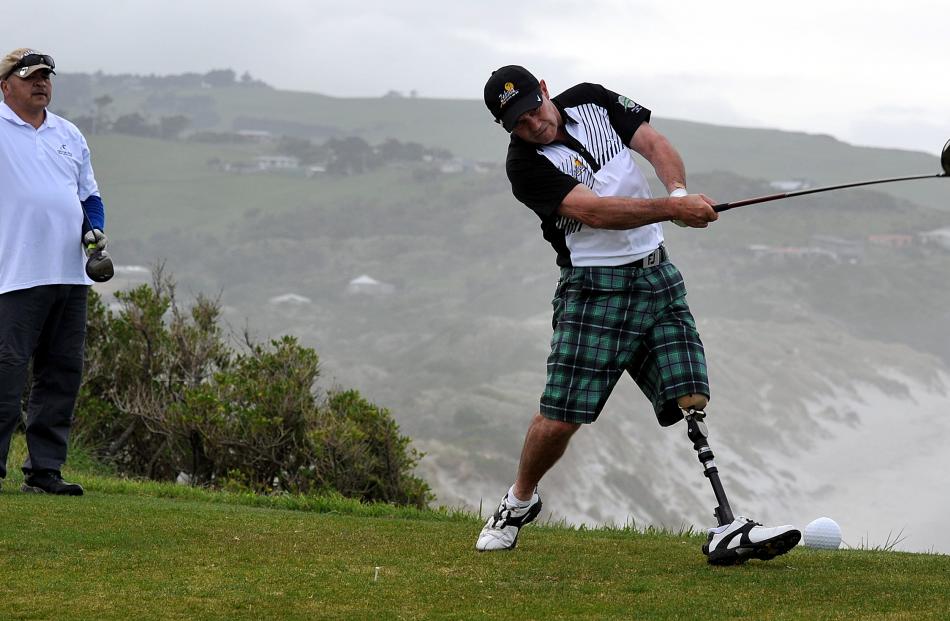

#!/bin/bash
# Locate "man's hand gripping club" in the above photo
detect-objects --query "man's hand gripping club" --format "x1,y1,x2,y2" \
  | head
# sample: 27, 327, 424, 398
82, 229, 108, 256
81, 229, 114, 282
670, 188, 718, 228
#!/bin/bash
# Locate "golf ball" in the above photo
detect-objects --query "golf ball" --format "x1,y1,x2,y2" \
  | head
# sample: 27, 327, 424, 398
803, 517, 842, 550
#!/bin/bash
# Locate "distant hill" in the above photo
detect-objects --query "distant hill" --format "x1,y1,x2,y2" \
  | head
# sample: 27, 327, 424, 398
52, 71, 949, 211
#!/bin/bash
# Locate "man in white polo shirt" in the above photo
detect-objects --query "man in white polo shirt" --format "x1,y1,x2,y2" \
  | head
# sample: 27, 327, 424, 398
475, 65, 801, 565
0, 48, 108, 495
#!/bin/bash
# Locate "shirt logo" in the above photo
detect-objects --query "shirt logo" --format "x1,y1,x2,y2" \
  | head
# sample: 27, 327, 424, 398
617, 95, 642, 114
57, 144, 73, 157
570, 157, 588, 180
499, 82, 519, 108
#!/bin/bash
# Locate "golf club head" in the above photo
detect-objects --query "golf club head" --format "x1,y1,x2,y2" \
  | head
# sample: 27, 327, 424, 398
85, 249, 114, 282
942, 138, 950, 176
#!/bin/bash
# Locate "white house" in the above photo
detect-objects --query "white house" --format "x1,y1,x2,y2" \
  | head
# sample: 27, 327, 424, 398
268, 293, 312, 305
919, 227, 950, 250
254, 155, 300, 170
346, 275, 395, 296
769, 178, 813, 192
114, 265, 150, 276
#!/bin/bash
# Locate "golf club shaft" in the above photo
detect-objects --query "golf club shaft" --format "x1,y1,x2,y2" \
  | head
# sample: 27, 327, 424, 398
714, 173, 948, 213
80, 206, 97, 249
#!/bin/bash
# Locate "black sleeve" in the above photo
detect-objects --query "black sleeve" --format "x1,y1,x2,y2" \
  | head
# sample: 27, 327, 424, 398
556, 83, 651, 145
506, 141, 579, 218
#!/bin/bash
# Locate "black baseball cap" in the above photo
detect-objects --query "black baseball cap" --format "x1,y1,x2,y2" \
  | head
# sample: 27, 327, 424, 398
484, 65, 542, 132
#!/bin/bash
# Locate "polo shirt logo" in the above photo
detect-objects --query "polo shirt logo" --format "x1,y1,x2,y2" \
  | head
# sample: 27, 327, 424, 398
617, 95, 642, 114
57, 144, 73, 157
570, 157, 588, 180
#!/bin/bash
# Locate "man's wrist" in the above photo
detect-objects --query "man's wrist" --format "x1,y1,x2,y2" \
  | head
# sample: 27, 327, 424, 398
668, 187, 688, 227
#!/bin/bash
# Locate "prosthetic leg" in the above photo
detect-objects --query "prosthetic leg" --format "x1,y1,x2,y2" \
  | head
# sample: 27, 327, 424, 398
678, 395, 734, 527
676, 395, 801, 564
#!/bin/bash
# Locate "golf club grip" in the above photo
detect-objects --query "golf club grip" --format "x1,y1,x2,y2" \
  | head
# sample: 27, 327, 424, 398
714, 195, 787, 212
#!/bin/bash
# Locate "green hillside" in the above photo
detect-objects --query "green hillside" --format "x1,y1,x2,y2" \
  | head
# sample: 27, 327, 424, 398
86, 134, 950, 365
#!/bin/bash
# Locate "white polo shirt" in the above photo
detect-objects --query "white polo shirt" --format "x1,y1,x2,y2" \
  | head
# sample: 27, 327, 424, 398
506, 83, 662, 267
0, 101, 99, 294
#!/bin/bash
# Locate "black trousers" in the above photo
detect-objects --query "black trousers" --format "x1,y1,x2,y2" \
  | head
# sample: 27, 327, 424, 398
0, 285, 87, 479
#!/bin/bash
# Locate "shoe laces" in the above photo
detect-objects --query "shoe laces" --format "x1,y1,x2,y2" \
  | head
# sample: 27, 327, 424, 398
490, 505, 513, 528
490, 496, 530, 527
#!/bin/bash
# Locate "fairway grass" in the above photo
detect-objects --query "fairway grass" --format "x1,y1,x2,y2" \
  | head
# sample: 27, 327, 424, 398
1, 483, 948, 620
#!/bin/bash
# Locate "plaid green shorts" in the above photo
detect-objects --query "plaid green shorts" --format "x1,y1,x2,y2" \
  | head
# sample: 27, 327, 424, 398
540, 260, 709, 426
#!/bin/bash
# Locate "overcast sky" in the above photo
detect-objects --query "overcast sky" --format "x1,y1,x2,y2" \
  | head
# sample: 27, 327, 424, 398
17, 0, 949, 155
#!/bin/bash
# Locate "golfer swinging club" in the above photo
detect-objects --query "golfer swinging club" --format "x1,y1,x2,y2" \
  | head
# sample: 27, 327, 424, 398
476, 66, 801, 565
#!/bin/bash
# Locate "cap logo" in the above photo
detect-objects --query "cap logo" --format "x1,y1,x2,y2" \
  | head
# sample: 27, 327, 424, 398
499, 81, 519, 108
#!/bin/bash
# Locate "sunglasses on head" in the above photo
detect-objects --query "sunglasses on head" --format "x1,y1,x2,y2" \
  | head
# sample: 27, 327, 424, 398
4, 53, 55, 79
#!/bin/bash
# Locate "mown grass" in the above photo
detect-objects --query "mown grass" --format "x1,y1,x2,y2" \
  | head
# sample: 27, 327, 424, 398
1, 438, 948, 621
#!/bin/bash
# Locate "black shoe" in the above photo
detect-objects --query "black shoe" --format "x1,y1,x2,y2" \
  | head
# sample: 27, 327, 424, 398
703, 516, 800, 565
21, 470, 84, 496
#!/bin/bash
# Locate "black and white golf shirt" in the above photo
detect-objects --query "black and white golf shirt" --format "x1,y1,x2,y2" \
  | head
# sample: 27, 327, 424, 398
506, 83, 661, 267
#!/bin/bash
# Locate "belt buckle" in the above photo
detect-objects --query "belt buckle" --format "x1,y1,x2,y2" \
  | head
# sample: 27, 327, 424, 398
643, 249, 660, 267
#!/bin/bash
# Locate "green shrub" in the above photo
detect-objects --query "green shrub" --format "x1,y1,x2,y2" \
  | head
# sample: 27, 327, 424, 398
171, 336, 320, 492
76, 267, 431, 507
310, 390, 430, 507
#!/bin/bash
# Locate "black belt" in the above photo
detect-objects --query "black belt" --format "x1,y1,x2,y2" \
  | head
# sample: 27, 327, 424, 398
621, 245, 667, 268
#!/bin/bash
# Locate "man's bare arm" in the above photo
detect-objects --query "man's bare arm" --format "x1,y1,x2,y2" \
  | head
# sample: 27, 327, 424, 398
557, 184, 717, 229
629, 122, 687, 193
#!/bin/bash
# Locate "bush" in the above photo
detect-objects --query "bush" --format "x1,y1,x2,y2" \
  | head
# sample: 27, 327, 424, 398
171, 336, 320, 492
76, 267, 431, 507
311, 390, 430, 506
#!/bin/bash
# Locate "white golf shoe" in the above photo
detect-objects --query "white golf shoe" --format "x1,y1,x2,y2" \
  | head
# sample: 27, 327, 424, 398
703, 516, 801, 565
475, 491, 542, 552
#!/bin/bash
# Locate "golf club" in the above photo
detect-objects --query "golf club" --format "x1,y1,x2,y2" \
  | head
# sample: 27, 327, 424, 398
713, 138, 950, 214
81, 208, 114, 282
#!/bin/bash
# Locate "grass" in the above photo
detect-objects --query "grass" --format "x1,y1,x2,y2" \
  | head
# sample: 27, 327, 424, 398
1, 438, 948, 620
